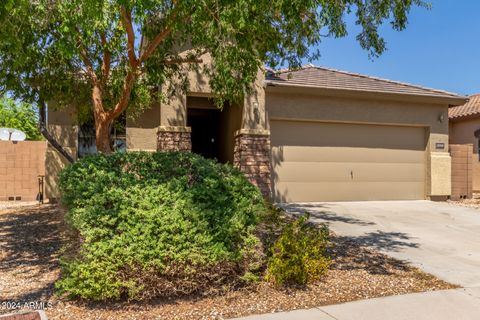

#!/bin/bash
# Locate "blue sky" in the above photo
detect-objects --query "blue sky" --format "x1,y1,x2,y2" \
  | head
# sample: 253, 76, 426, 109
309, 0, 480, 96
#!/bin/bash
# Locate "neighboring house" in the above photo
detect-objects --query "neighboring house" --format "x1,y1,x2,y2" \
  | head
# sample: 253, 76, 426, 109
45, 65, 467, 202
449, 94, 480, 191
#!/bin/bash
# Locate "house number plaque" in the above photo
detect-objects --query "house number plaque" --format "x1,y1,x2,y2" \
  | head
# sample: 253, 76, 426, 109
435, 143, 445, 150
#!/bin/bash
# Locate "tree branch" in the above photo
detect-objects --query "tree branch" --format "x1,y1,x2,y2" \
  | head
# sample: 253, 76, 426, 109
76, 37, 98, 84
106, 69, 136, 121
120, 7, 138, 67
139, 27, 172, 63
106, 4, 187, 123
100, 32, 111, 85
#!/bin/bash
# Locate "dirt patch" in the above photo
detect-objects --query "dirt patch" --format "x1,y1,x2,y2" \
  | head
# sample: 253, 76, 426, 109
0, 205, 457, 320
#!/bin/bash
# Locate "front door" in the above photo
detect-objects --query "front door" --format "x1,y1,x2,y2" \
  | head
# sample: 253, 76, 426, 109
187, 107, 221, 160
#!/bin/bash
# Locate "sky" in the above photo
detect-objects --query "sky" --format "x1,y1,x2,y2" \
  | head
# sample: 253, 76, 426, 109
308, 0, 480, 96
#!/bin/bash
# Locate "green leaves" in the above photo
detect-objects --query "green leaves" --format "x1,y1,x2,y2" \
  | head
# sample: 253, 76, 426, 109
57, 152, 266, 300
0, 0, 426, 132
0, 96, 43, 140
266, 214, 331, 286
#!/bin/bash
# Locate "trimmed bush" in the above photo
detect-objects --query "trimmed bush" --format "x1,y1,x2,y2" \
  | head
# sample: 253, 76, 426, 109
57, 152, 266, 300
266, 214, 330, 285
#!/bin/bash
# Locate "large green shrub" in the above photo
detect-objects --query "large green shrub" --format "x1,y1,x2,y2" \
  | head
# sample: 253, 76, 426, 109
57, 152, 266, 300
266, 214, 330, 286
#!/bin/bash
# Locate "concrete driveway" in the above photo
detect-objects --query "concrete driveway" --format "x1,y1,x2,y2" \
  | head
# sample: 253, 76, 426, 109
282, 200, 480, 288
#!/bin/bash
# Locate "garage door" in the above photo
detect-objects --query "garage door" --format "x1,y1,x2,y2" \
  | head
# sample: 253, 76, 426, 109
271, 121, 426, 202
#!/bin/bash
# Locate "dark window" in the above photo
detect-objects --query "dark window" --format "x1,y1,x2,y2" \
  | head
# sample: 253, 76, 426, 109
77, 113, 126, 158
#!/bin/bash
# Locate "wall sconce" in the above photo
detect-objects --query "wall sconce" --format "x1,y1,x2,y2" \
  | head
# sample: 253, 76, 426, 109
438, 113, 444, 123
253, 102, 260, 124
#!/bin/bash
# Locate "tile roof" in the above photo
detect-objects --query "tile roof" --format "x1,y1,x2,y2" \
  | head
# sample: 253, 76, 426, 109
449, 94, 480, 120
265, 65, 465, 102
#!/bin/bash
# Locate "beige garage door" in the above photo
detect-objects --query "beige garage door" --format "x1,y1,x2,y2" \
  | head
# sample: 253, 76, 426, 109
271, 120, 426, 202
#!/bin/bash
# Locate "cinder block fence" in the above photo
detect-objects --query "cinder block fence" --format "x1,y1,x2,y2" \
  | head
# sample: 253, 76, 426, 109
450, 144, 473, 200
0, 141, 47, 201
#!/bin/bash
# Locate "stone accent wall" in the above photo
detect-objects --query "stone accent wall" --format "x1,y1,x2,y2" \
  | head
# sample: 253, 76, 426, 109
450, 144, 473, 200
234, 132, 271, 198
157, 127, 191, 152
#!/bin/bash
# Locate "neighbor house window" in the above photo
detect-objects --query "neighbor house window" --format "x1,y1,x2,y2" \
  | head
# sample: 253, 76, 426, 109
478, 139, 480, 161
78, 123, 96, 158
77, 114, 126, 158
474, 129, 480, 161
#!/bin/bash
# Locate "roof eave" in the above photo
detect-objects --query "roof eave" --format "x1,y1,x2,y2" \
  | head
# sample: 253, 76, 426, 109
449, 113, 480, 122
265, 80, 468, 106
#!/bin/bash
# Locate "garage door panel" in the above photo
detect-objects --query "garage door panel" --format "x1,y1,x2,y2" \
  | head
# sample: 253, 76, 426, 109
270, 120, 426, 202
272, 146, 425, 163
274, 182, 425, 202
271, 121, 425, 150
273, 162, 425, 182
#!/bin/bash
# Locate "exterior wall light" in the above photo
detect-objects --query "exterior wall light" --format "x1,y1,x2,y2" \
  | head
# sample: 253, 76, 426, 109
438, 113, 445, 123
253, 102, 260, 124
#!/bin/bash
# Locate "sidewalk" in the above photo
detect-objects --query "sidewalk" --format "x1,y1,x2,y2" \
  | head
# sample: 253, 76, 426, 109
231, 287, 480, 320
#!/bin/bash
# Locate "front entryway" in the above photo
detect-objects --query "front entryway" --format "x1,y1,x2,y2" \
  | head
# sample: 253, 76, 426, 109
187, 107, 221, 160
186, 97, 241, 164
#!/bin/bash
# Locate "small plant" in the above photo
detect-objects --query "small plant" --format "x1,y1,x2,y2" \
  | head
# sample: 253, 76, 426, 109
266, 214, 330, 286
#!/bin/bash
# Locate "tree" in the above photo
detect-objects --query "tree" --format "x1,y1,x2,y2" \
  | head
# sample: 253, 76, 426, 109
0, 0, 428, 154
0, 96, 43, 141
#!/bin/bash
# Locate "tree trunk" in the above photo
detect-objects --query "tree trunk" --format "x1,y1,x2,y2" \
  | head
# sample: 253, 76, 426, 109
92, 84, 113, 153
95, 116, 112, 153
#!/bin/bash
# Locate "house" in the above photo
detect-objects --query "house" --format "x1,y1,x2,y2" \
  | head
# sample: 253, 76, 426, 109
45, 65, 467, 202
449, 94, 480, 192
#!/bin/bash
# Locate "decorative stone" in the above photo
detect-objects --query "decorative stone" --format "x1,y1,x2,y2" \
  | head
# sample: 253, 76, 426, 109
156, 127, 191, 152
234, 132, 272, 198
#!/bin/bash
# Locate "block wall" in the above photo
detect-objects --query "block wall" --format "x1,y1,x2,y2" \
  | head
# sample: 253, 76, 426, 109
450, 144, 473, 200
0, 141, 47, 201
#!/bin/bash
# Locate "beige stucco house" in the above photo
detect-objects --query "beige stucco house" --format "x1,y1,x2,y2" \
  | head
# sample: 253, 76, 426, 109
449, 94, 480, 191
46, 65, 467, 202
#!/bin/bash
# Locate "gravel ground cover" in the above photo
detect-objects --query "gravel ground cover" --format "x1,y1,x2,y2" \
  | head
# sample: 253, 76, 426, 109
447, 194, 480, 210
0, 201, 39, 211
0, 205, 457, 320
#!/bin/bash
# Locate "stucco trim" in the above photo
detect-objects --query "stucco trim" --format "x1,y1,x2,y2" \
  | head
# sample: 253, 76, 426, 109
234, 129, 270, 136
268, 117, 429, 128
157, 126, 192, 133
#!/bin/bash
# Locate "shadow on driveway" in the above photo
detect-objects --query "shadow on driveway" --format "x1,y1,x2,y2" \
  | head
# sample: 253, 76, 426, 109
282, 203, 376, 226
345, 231, 419, 252
281, 203, 420, 256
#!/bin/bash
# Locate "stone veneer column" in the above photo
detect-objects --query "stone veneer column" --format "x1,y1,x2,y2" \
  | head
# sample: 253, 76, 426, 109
233, 129, 272, 198
157, 126, 192, 152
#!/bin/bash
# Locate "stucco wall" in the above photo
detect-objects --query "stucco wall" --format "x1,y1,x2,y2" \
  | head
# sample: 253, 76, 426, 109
449, 118, 480, 191
126, 103, 161, 151
45, 105, 78, 200
266, 88, 451, 199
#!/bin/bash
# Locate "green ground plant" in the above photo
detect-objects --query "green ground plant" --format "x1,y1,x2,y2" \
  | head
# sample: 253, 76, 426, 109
57, 152, 266, 300
266, 214, 331, 286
